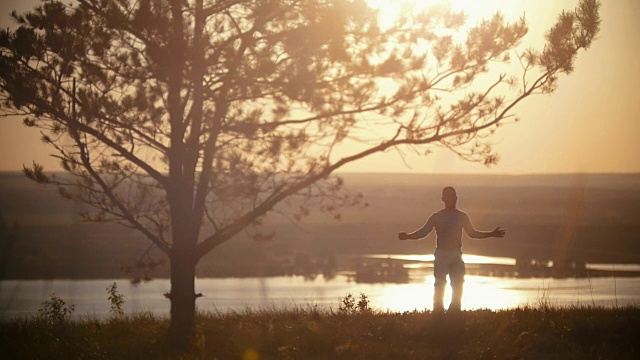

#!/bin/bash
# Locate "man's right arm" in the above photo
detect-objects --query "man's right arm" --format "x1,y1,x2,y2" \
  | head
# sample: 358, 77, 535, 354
398, 214, 435, 240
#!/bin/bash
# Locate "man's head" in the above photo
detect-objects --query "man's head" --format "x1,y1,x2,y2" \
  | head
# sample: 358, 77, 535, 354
442, 186, 457, 208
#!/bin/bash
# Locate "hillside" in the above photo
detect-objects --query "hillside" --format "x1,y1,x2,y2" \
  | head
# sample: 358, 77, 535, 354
2, 307, 639, 359
1, 172, 640, 279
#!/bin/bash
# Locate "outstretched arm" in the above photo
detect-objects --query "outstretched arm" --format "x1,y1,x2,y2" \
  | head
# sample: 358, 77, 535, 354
398, 215, 434, 240
464, 214, 506, 239
467, 227, 506, 239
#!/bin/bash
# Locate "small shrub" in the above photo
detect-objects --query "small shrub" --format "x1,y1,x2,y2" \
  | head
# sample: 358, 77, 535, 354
357, 292, 371, 313
107, 282, 125, 317
339, 292, 370, 315
38, 293, 74, 324
339, 293, 356, 314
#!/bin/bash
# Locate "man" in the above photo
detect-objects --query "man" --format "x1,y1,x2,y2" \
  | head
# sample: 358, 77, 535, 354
398, 187, 505, 313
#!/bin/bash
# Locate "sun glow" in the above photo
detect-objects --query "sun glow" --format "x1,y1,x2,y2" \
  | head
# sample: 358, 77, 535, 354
369, 256, 524, 312
368, 0, 525, 15
367, 0, 528, 33
378, 275, 522, 312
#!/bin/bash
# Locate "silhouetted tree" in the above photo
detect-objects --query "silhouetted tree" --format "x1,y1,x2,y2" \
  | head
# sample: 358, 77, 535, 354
0, 0, 600, 350
0, 213, 18, 280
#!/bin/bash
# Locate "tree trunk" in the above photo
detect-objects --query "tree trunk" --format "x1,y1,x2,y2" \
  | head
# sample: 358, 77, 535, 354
167, 251, 198, 352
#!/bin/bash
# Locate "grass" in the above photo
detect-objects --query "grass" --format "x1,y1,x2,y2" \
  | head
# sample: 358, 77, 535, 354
1, 305, 639, 359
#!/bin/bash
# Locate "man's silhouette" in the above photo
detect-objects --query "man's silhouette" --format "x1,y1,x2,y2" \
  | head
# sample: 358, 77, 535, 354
398, 187, 505, 313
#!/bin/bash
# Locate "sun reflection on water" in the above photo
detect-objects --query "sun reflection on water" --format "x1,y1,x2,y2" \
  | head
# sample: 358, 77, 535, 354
377, 275, 522, 312
366, 254, 516, 266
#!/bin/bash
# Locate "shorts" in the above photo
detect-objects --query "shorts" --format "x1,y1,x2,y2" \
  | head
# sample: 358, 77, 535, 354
433, 249, 466, 287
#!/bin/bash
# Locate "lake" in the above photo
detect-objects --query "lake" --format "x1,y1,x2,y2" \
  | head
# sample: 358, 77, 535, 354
2, 256, 640, 320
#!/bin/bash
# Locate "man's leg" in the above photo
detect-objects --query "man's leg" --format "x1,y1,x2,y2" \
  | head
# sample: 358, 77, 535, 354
448, 255, 466, 312
433, 253, 447, 313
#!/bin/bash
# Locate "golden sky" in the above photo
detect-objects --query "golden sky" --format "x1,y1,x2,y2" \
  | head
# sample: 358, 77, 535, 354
0, 0, 638, 174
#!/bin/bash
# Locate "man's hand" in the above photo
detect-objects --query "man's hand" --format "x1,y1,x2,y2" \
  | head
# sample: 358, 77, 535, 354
491, 227, 506, 238
398, 232, 409, 240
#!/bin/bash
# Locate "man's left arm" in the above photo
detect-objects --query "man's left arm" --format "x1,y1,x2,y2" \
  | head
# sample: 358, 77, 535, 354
463, 214, 506, 239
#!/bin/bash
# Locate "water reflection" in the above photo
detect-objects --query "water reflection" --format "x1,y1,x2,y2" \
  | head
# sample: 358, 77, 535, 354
1, 275, 639, 319
362, 254, 640, 279
366, 254, 516, 266
587, 263, 640, 272
378, 275, 640, 312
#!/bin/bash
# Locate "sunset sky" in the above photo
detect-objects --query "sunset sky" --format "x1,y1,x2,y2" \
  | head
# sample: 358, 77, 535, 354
0, 0, 638, 174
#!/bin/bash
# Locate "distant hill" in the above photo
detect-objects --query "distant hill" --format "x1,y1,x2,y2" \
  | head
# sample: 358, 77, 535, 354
1, 172, 640, 279
339, 172, 640, 189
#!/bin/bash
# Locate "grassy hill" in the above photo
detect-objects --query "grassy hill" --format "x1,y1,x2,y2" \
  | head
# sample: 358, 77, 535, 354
2, 305, 639, 359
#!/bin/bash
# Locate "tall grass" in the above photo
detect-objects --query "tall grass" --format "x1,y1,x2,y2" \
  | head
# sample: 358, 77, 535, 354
2, 303, 639, 359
